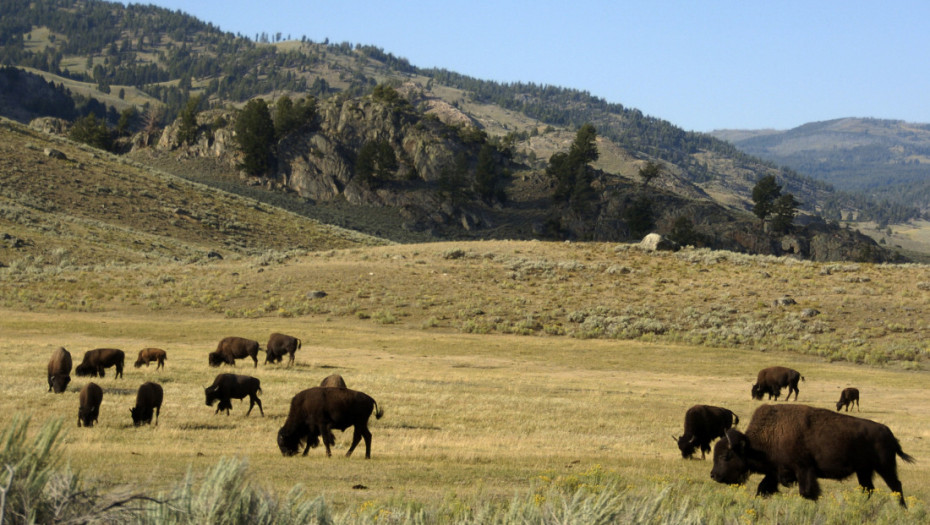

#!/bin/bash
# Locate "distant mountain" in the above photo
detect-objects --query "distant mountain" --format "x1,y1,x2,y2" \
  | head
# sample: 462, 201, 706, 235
0, 0, 898, 261
711, 118, 930, 218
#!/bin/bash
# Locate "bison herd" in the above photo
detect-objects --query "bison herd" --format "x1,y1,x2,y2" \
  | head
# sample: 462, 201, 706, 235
42, 341, 917, 507
675, 365, 915, 507
43, 333, 385, 459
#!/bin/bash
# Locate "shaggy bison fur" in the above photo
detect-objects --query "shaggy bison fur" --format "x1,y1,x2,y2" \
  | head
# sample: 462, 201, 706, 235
75, 348, 125, 379
319, 374, 347, 388
47, 346, 72, 393
277, 387, 384, 458
204, 373, 263, 416
674, 405, 739, 459
265, 333, 301, 366
711, 404, 914, 507
78, 382, 103, 427
751, 366, 804, 401
208, 337, 261, 368
134, 348, 167, 370
130, 382, 163, 426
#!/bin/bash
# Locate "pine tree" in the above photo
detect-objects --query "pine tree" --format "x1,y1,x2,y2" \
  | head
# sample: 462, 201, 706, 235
234, 99, 275, 176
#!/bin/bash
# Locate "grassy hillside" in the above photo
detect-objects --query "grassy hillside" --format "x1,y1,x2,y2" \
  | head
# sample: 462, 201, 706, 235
0, 117, 386, 269
1, 242, 929, 521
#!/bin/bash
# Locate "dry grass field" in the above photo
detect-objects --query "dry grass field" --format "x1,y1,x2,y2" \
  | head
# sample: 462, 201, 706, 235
2, 241, 930, 522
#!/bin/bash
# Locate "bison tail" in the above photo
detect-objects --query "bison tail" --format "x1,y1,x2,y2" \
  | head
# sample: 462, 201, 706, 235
733, 413, 740, 426
898, 447, 916, 464
374, 402, 385, 420
801, 376, 806, 382
297, 339, 302, 349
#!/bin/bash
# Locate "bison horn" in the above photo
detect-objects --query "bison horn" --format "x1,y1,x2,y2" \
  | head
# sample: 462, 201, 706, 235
725, 430, 733, 449
671, 434, 678, 442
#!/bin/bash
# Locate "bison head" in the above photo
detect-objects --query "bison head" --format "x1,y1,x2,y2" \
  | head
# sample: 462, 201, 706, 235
750, 384, 764, 400
130, 407, 142, 426
710, 429, 751, 485
674, 434, 697, 459
75, 363, 96, 377
277, 427, 301, 456
207, 352, 224, 367
134, 359, 144, 368
204, 386, 219, 406
50, 374, 70, 393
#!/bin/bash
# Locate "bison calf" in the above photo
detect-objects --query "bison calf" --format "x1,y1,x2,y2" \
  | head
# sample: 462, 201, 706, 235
836, 387, 860, 412
208, 337, 261, 368
751, 366, 804, 401
47, 346, 72, 393
130, 382, 163, 426
265, 333, 301, 366
278, 387, 384, 459
204, 373, 263, 416
75, 348, 125, 379
134, 348, 167, 370
674, 405, 739, 459
78, 382, 103, 427
711, 404, 914, 507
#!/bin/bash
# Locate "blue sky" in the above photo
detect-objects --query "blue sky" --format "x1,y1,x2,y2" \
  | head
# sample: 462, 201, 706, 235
128, 1, 930, 132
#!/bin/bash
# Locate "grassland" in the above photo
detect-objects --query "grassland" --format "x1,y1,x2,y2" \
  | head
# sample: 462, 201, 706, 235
2, 240, 930, 522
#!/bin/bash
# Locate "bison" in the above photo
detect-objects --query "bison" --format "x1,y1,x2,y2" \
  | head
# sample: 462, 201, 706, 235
836, 387, 860, 412
208, 337, 261, 368
47, 346, 72, 393
265, 333, 301, 366
751, 366, 804, 401
320, 373, 347, 388
134, 348, 167, 370
277, 386, 384, 459
673, 405, 739, 459
78, 382, 103, 427
204, 373, 263, 416
130, 382, 163, 426
75, 348, 125, 379
711, 404, 914, 507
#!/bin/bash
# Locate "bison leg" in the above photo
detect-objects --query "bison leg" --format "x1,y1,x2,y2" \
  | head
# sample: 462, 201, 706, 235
797, 469, 821, 501
287, 352, 295, 367
875, 468, 907, 507
247, 395, 264, 416
756, 474, 780, 497
346, 425, 373, 459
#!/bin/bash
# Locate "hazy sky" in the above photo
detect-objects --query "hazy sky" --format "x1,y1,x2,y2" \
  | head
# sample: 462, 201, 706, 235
126, 1, 930, 132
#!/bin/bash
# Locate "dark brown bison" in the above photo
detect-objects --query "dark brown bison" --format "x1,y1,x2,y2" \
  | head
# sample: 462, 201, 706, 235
277, 387, 384, 458
751, 366, 804, 401
711, 404, 914, 507
134, 348, 167, 370
208, 337, 261, 368
674, 405, 739, 459
320, 374, 347, 388
265, 333, 301, 366
130, 382, 163, 426
204, 373, 263, 416
78, 382, 103, 427
836, 387, 860, 412
75, 348, 125, 379
47, 346, 72, 393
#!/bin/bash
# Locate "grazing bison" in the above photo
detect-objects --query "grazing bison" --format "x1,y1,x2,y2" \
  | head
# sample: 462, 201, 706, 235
277, 387, 384, 458
674, 405, 739, 459
751, 366, 804, 401
130, 382, 163, 426
78, 382, 103, 427
204, 373, 263, 416
320, 374, 347, 388
47, 346, 72, 393
711, 404, 914, 507
74, 348, 125, 379
208, 337, 261, 368
265, 333, 301, 366
134, 348, 167, 370
836, 387, 860, 412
